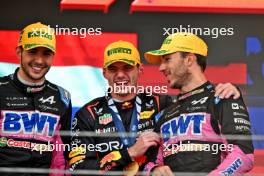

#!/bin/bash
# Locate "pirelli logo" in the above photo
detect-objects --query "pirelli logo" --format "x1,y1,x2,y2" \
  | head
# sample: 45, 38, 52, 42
28, 31, 52, 40
107, 47, 132, 56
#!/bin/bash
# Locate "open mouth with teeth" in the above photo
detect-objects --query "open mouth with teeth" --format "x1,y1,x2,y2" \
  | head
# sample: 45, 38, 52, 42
114, 81, 129, 86
29, 63, 47, 74
112, 81, 134, 94
31, 67, 45, 74
31, 66, 43, 73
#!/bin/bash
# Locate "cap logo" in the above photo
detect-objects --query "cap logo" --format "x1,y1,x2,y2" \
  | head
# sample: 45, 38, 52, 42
28, 31, 52, 40
176, 46, 193, 51
149, 50, 168, 55
107, 47, 132, 56
163, 39, 172, 44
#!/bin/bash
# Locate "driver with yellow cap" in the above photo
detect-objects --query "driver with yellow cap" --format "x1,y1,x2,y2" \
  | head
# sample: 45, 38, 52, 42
0, 22, 72, 176
68, 40, 171, 175
143, 32, 254, 176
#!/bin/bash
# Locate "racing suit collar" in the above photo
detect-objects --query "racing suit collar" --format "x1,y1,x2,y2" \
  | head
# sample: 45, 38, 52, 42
105, 91, 136, 109
114, 97, 136, 110
178, 81, 213, 101
10, 68, 47, 94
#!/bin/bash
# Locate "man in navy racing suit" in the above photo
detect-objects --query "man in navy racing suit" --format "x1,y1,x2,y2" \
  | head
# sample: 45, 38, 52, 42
0, 22, 72, 176
144, 32, 254, 175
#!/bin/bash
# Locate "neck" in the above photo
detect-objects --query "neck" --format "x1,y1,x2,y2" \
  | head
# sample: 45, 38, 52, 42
111, 93, 137, 102
180, 71, 207, 93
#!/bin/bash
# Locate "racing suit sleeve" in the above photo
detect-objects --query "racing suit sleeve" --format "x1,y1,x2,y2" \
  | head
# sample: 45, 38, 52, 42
68, 108, 100, 172
144, 111, 165, 176
158, 95, 173, 111
60, 101, 73, 154
144, 143, 164, 176
51, 101, 72, 176
209, 97, 254, 175
50, 133, 66, 176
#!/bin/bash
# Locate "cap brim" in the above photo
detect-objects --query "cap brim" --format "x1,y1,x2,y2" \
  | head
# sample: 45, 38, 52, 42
144, 49, 175, 64
22, 44, 56, 53
104, 58, 138, 68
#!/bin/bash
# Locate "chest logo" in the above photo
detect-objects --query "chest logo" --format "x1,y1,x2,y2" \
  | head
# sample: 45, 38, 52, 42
140, 110, 155, 120
39, 96, 56, 105
99, 113, 113, 125
161, 113, 206, 142
2, 111, 59, 137
191, 97, 208, 105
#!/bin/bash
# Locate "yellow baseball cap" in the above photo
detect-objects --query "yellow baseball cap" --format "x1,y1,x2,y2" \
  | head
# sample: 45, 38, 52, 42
144, 32, 208, 64
18, 22, 56, 53
103, 40, 141, 68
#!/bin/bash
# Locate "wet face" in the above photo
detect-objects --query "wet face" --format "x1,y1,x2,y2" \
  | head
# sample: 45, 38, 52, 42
17, 47, 54, 83
159, 52, 189, 89
103, 61, 141, 97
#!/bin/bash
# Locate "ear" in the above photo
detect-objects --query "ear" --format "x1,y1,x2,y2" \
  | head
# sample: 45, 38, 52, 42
16, 47, 22, 60
103, 68, 107, 79
138, 64, 143, 74
185, 53, 196, 67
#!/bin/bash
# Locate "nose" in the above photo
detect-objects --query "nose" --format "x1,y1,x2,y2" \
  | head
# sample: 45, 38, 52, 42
115, 69, 126, 78
34, 54, 45, 64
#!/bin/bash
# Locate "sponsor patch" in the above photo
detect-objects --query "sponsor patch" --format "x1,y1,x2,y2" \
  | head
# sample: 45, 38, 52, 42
0, 137, 7, 147
161, 113, 206, 142
95, 127, 116, 134
69, 155, 86, 166
99, 113, 113, 125
69, 146, 86, 158
232, 103, 239, 110
222, 158, 242, 175
140, 110, 155, 120
1, 111, 59, 138
234, 118, 250, 126
100, 151, 121, 168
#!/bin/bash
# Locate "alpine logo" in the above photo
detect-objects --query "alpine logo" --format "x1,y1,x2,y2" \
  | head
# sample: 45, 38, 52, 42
39, 96, 56, 104
191, 97, 209, 105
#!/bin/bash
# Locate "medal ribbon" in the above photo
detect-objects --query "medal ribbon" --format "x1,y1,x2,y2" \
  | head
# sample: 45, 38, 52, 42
108, 96, 142, 147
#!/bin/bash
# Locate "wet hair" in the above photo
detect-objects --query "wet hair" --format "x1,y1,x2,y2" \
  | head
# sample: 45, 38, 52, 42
180, 52, 207, 72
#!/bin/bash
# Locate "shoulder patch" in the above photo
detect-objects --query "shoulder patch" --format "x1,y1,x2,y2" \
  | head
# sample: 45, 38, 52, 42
86, 101, 100, 119
214, 96, 221, 105
0, 76, 10, 86
155, 110, 164, 123
58, 86, 71, 107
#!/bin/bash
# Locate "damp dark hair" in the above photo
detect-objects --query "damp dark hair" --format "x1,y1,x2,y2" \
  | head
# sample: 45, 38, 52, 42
180, 52, 207, 72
